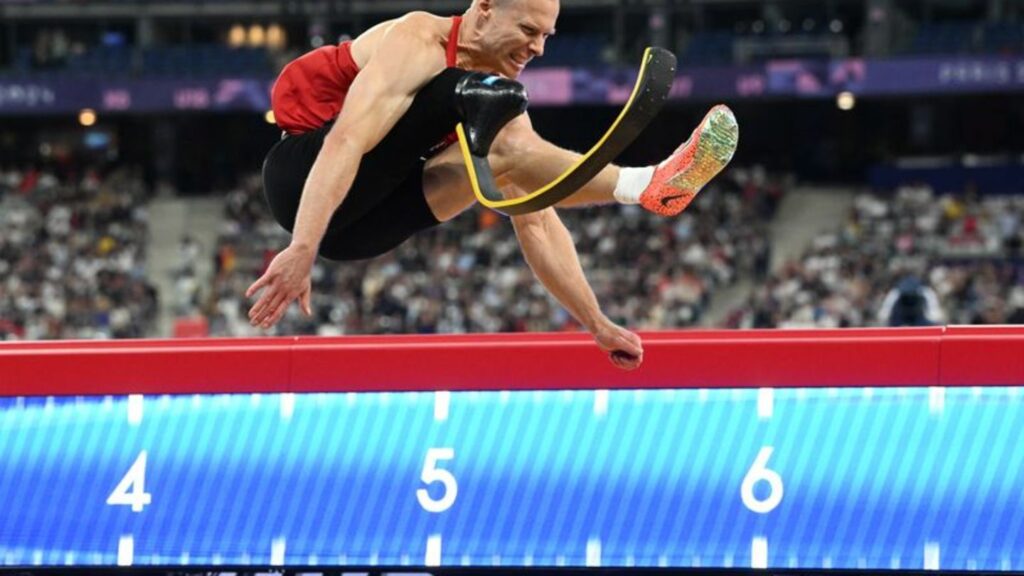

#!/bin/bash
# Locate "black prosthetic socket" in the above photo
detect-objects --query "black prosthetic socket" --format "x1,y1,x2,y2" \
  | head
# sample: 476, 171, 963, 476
454, 73, 529, 157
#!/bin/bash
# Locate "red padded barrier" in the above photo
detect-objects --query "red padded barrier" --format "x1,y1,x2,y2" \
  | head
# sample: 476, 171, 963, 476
1, 327, 1021, 396
939, 326, 1024, 386
0, 342, 292, 395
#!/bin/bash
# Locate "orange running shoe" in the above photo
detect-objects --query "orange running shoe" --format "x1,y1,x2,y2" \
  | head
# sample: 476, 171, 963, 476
639, 104, 739, 217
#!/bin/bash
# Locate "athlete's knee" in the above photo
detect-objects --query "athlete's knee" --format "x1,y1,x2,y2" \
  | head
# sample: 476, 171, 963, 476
316, 243, 373, 262
494, 113, 536, 149
317, 236, 402, 262
490, 113, 541, 169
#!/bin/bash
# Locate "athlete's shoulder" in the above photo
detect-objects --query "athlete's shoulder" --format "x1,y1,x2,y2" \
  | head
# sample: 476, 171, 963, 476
396, 11, 448, 28
351, 12, 446, 67
387, 11, 450, 43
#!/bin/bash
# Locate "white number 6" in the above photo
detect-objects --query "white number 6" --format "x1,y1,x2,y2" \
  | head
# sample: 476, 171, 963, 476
741, 446, 783, 514
416, 448, 457, 513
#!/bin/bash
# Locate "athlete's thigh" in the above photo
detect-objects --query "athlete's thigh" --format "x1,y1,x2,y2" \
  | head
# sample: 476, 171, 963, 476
261, 121, 410, 234
318, 159, 441, 262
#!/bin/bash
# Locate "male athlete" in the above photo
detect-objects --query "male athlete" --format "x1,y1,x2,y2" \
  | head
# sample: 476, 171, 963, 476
247, 0, 739, 370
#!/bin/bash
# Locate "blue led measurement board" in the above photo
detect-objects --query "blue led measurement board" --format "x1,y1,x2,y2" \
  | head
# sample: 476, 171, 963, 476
1, 387, 1022, 570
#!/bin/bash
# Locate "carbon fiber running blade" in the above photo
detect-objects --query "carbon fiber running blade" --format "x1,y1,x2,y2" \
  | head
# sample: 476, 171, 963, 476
466, 47, 677, 216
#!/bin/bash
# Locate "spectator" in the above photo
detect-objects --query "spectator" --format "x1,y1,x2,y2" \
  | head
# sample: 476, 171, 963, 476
729, 183, 1024, 328
878, 275, 944, 326
0, 166, 159, 340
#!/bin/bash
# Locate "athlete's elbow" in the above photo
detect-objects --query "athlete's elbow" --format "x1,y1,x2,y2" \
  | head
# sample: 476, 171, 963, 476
323, 129, 367, 158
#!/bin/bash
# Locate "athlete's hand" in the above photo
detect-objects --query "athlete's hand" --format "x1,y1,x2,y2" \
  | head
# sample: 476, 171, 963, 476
591, 319, 644, 371
246, 244, 315, 330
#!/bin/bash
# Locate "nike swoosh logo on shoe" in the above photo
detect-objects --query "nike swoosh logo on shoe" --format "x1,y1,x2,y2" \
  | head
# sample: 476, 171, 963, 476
660, 193, 685, 206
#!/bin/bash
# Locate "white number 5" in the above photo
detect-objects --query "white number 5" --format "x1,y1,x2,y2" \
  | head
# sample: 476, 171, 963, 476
107, 451, 152, 512
741, 446, 783, 514
416, 448, 457, 513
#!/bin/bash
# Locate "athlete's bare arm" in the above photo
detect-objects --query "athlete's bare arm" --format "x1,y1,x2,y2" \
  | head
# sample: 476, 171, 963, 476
247, 13, 448, 329
290, 15, 447, 251
512, 206, 644, 369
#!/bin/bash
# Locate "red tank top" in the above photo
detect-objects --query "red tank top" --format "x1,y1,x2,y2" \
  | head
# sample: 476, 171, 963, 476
272, 16, 462, 136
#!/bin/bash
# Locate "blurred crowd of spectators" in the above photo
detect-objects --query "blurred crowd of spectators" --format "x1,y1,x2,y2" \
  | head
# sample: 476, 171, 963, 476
726, 184, 1024, 329
201, 167, 781, 336
26, 28, 73, 69
0, 166, 159, 339
8, 159, 1024, 341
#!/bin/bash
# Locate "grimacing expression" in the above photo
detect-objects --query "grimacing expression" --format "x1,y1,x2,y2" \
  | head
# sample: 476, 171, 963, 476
481, 0, 559, 78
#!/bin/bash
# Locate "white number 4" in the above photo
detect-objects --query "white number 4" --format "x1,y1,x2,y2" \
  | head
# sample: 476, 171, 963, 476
416, 448, 457, 513
107, 451, 152, 512
741, 446, 783, 514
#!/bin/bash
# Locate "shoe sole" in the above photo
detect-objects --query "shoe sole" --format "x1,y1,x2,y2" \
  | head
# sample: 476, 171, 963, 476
646, 104, 739, 216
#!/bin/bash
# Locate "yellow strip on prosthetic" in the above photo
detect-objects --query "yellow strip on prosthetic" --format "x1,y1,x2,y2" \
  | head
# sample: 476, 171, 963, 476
461, 47, 658, 212
456, 123, 482, 197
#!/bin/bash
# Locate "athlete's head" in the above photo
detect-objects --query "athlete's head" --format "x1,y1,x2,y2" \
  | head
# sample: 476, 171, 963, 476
468, 0, 558, 78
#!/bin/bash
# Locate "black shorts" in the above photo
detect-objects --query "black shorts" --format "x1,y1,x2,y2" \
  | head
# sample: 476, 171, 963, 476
261, 68, 469, 261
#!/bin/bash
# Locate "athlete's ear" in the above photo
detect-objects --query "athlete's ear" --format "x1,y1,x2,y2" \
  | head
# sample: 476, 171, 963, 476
478, 0, 493, 18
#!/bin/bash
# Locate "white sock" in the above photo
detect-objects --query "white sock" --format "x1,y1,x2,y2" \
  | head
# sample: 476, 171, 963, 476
613, 166, 655, 204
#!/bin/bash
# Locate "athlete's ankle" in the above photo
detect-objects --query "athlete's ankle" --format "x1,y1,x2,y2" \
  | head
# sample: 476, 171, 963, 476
613, 166, 655, 204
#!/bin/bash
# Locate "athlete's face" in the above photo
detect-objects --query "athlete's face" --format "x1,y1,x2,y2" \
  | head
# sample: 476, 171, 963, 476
481, 0, 558, 78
